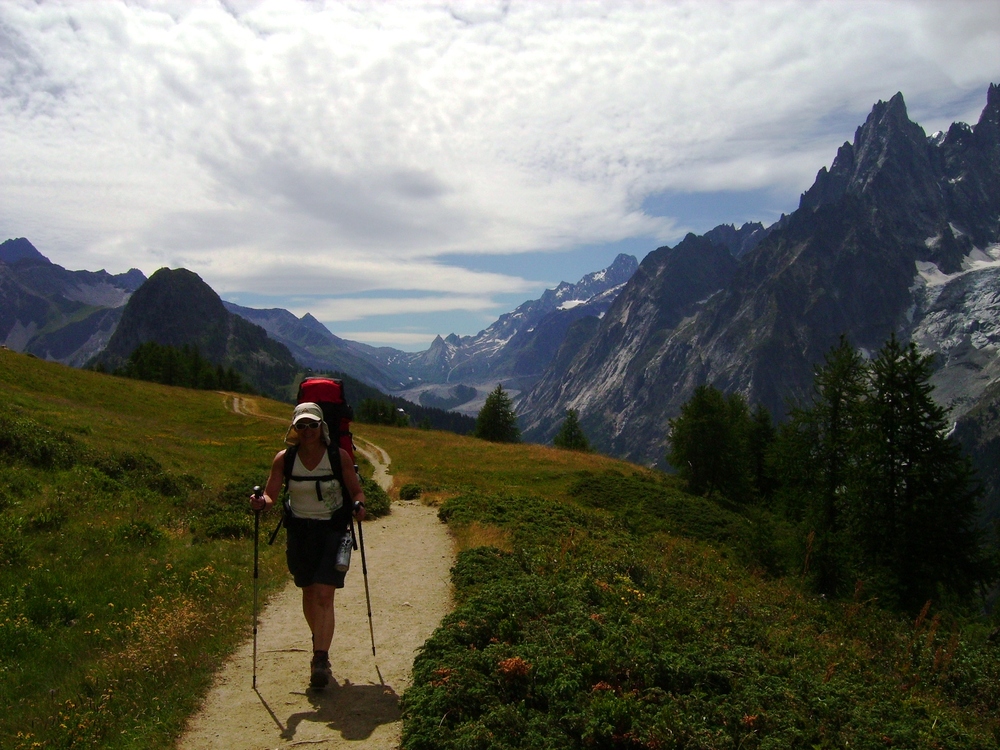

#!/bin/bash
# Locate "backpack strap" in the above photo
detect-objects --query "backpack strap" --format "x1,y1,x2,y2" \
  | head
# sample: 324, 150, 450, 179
269, 444, 345, 545
283, 444, 344, 486
284, 443, 346, 510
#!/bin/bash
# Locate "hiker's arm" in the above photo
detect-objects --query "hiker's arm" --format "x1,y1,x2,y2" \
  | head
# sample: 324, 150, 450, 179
339, 448, 367, 522
250, 450, 285, 511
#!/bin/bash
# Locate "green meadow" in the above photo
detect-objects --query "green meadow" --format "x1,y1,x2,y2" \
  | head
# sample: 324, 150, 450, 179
0, 350, 375, 748
1, 350, 998, 748
362, 429, 1000, 749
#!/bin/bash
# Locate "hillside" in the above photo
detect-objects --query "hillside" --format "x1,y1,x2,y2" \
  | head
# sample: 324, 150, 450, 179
1, 351, 997, 748
0, 238, 145, 367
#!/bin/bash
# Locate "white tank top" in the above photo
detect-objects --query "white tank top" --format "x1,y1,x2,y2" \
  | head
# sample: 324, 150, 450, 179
287, 450, 344, 520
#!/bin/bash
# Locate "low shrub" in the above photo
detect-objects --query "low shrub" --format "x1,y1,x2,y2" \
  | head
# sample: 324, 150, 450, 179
0, 413, 77, 469
403, 482, 1000, 749
400, 483, 422, 501
362, 477, 391, 518
113, 519, 165, 546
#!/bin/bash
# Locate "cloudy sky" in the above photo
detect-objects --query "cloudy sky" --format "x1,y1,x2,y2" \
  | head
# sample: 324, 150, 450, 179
2, 1, 998, 350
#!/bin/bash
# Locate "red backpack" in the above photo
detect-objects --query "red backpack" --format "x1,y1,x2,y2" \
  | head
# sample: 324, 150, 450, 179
295, 377, 356, 464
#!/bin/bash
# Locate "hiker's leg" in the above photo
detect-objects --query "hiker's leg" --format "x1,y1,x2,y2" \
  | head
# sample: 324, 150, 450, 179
302, 583, 337, 651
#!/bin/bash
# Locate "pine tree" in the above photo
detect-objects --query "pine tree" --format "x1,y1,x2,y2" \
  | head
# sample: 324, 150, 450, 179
667, 384, 753, 502
857, 335, 985, 608
772, 337, 869, 595
553, 409, 591, 451
475, 384, 520, 443
773, 335, 988, 608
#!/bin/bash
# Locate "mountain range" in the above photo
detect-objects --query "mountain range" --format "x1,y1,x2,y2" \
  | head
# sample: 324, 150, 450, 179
4, 83, 1000, 523
515, 84, 1000, 522
0, 237, 145, 366
93, 267, 300, 400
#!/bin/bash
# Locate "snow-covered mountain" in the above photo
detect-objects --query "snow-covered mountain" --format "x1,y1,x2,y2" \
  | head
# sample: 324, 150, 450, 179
400, 253, 639, 388
518, 84, 1000, 482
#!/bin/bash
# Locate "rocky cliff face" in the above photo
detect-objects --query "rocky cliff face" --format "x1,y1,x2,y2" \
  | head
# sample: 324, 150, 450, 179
0, 238, 145, 366
519, 85, 1000, 469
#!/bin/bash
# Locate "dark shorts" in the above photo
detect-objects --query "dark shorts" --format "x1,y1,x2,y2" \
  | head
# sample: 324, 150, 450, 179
285, 516, 350, 589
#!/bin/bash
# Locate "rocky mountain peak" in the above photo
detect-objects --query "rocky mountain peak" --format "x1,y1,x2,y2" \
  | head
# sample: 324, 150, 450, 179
0, 237, 48, 264
703, 221, 769, 258
981, 82, 1000, 127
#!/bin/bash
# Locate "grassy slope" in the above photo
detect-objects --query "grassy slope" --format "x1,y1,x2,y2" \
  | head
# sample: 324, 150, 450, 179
360, 426, 1000, 750
0, 351, 299, 749
2, 352, 998, 749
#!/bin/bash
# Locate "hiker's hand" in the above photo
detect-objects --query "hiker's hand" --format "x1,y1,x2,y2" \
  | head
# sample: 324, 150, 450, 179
354, 501, 366, 522
250, 492, 269, 512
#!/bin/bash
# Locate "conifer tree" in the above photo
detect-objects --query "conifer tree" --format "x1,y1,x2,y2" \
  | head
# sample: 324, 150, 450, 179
856, 335, 985, 608
773, 337, 868, 594
773, 335, 988, 608
553, 409, 591, 452
667, 384, 753, 502
475, 384, 520, 443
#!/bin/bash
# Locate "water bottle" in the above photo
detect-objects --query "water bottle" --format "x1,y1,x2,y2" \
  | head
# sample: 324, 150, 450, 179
334, 531, 353, 572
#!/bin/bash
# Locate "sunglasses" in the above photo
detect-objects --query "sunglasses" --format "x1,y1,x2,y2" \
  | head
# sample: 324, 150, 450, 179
294, 420, 320, 430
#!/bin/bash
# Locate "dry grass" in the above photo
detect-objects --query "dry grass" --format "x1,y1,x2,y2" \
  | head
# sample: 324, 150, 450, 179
451, 521, 515, 553
353, 423, 649, 502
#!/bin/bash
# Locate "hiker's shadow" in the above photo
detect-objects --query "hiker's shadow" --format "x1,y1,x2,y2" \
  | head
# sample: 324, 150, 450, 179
281, 679, 401, 742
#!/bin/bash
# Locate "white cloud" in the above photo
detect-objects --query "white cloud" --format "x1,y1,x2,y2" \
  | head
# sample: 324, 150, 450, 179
286, 293, 501, 322
1, 0, 998, 343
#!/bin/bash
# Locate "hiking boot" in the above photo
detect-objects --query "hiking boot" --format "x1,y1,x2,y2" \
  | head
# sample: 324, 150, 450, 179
310, 653, 332, 689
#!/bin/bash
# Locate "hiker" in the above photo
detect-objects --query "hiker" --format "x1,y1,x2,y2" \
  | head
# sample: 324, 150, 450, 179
250, 401, 367, 689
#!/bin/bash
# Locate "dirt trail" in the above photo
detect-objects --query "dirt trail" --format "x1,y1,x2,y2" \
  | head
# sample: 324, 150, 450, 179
177, 428, 454, 750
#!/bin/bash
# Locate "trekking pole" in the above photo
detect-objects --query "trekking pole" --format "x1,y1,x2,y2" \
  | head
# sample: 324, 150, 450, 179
252, 486, 262, 689
354, 504, 376, 657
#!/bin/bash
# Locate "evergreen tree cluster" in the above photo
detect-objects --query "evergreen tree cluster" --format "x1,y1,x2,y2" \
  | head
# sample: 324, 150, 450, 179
667, 387, 772, 504
668, 335, 992, 611
356, 398, 410, 427
116, 342, 253, 393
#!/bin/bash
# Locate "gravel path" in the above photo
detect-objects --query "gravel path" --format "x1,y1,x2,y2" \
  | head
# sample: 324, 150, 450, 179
177, 436, 453, 749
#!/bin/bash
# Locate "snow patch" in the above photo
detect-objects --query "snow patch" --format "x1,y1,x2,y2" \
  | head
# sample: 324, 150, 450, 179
558, 299, 586, 310
916, 245, 1000, 288
917, 261, 951, 287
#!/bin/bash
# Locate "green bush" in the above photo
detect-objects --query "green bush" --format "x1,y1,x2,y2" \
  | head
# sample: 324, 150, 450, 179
26, 502, 67, 532
400, 483, 422, 501
404, 484, 1000, 749
188, 476, 257, 541
113, 519, 165, 546
0, 465, 40, 507
0, 413, 77, 469
362, 477, 391, 518
0, 518, 28, 568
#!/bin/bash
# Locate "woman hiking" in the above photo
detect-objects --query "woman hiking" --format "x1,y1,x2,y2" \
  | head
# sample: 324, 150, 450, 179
250, 401, 367, 689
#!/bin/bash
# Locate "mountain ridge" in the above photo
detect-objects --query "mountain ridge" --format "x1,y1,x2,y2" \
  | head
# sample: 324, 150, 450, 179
518, 85, 1000, 483
0, 237, 146, 366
